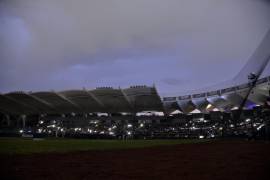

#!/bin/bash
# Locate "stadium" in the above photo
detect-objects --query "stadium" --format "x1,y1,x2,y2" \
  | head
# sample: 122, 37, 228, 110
1, 1, 270, 180
1, 30, 270, 139
0, 28, 270, 180
1, 75, 270, 140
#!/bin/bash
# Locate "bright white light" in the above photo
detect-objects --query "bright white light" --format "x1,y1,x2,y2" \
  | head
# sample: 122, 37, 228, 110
38, 129, 42, 133
219, 127, 223, 130
108, 128, 112, 131
52, 124, 56, 128
112, 125, 117, 129
198, 118, 204, 122
100, 131, 105, 134
231, 106, 239, 110
154, 111, 165, 116
127, 124, 132, 128
210, 134, 215, 138
190, 109, 201, 114
127, 131, 131, 135
60, 128, 64, 132
39, 120, 44, 124
230, 124, 234, 128
206, 104, 212, 109
212, 108, 220, 112
245, 119, 251, 122
199, 135, 204, 139
109, 132, 114, 135
257, 124, 264, 131
97, 113, 108, 117
140, 123, 144, 127
170, 110, 182, 115
19, 129, 23, 133
121, 112, 130, 116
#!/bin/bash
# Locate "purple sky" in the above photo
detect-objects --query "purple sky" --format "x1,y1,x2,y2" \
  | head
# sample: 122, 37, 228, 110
0, 0, 270, 96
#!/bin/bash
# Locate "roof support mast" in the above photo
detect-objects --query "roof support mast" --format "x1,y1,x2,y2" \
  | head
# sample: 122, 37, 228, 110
235, 29, 270, 125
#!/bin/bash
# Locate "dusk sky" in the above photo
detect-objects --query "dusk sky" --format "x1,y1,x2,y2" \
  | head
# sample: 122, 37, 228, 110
1, 0, 270, 96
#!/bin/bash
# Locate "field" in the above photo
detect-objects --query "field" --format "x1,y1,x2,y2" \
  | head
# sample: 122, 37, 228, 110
0, 138, 270, 180
0, 138, 206, 154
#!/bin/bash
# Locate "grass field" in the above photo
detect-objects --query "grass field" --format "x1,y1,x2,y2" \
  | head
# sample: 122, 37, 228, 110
0, 138, 208, 154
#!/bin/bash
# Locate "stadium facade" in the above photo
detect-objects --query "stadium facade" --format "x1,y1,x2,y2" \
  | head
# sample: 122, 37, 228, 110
0, 77, 269, 115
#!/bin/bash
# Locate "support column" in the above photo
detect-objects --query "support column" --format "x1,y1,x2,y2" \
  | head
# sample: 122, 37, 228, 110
5, 114, 10, 127
132, 112, 137, 123
21, 115, 26, 129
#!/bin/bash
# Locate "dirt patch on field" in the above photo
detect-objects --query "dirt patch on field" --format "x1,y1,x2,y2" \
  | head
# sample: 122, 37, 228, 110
1, 140, 270, 180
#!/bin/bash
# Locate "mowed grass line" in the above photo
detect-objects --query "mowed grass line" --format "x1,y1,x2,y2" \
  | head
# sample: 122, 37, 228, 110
0, 138, 208, 155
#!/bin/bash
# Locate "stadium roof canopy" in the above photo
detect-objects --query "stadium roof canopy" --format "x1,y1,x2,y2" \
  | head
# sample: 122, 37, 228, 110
0, 86, 164, 115
0, 76, 269, 115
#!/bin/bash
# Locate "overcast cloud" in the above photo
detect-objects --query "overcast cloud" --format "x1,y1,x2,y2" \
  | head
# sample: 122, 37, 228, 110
0, 0, 270, 95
